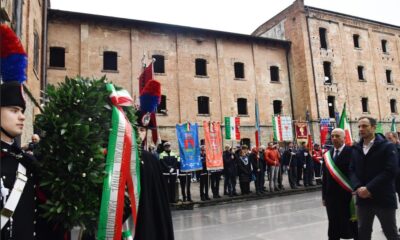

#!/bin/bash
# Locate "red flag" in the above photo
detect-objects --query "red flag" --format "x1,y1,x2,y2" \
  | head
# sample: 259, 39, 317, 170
307, 134, 313, 152
139, 62, 153, 95
320, 125, 328, 146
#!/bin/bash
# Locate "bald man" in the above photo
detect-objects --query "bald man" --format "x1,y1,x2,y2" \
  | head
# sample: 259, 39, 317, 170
322, 128, 358, 240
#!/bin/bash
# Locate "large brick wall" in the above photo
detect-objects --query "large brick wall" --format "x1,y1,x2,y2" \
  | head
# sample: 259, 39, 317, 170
253, 0, 400, 142
46, 11, 292, 147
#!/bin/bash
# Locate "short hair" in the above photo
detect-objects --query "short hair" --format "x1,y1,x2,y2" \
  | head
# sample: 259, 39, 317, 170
358, 116, 377, 127
224, 145, 231, 150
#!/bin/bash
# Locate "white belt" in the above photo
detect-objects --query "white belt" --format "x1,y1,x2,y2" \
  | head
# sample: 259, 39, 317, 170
1, 163, 27, 229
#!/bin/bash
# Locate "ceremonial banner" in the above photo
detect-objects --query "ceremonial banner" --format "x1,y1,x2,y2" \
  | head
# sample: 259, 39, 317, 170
203, 121, 224, 170
224, 117, 240, 140
295, 122, 308, 141
139, 62, 153, 95
273, 115, 293, 142
176, 122, 202, 172
320, 118, 334, 147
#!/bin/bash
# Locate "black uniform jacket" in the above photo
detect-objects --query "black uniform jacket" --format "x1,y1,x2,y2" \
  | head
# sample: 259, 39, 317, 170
237, 154, 251, 183
1, 141, 38, 240
134, 150, 174, 240
350, 134, 398, 209
322, 146, 357, 239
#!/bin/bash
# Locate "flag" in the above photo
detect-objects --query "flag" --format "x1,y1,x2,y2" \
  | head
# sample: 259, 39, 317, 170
138, 61, 160, 146
176, 122, 202, 172
272, 115, 283, 142
224, 117, 240, 140
272, 115, 293, 142
295, 122, 308, 140
306, 110, 313, 151
320, 118, 333, 147
139, 62, 153, 95
204, 121, 224, 170
338, 103, 353, 146
391, 117, 397, 132
375, 122, 384, 134
255, 99, 261, 148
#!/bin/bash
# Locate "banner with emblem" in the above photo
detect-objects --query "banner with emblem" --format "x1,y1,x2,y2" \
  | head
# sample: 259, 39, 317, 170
295, 122, 308, 141
272, 115, 293, 142
176, 122, 202, 172
320, 118, 334, 147
203, 121, 224, 170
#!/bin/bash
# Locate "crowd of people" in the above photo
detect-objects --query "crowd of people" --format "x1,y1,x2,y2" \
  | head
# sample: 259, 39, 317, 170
149, 117, 400, 240
151, 138, 326, 204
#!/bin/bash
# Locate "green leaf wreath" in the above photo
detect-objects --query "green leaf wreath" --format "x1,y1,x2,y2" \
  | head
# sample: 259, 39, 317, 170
35, 76, 139, 234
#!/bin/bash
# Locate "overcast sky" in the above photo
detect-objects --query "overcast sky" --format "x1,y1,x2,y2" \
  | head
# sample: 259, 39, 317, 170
50, 0, 399, 35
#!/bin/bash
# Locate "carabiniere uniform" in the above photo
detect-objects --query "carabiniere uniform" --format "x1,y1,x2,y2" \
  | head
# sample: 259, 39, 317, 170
1, 140, 38, 240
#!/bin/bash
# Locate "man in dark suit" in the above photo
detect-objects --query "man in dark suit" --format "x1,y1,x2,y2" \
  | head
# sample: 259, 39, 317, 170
322, 128, 358, 240
350, 117, 399, 239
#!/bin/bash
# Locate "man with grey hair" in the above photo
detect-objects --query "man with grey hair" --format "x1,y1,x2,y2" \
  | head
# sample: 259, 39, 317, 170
351, 117, 399, 239
322, 128, 358, 240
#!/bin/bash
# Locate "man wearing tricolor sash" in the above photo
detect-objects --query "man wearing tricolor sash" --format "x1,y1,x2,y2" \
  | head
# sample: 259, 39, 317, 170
350, 117, 399, 239
322, 128, 358, 240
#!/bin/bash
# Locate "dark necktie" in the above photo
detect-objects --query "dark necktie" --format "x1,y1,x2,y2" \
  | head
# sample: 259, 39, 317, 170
334, 149, 339, 160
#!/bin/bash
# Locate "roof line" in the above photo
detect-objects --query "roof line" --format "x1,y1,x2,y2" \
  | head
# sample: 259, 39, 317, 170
48, 9, 292, 47
305, 5, 400, 30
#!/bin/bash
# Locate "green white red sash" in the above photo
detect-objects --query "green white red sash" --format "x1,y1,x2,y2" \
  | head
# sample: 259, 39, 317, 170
323, 151, 357, 222
97, 84, 141, 240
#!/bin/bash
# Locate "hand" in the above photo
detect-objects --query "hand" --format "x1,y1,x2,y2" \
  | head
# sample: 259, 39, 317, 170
169, 168, 174, 173
304, 164, 306, 169
357, 187, 372, 199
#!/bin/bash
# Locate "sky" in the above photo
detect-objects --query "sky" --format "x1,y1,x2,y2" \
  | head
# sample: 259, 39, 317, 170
50, 0, 399, 35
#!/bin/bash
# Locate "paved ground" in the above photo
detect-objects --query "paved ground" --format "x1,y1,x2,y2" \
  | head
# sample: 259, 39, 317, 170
172, 191, 400, 240
173, 172, 320, 206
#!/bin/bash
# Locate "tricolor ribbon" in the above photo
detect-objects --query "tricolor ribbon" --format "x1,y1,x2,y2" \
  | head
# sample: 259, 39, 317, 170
98, 84, 141, 240
323, 151, 357, 222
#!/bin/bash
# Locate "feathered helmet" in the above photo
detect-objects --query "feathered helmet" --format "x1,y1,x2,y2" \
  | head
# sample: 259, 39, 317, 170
0, 24, 27, 111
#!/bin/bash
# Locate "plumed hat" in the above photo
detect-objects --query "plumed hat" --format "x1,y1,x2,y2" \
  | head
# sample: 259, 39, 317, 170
0, 24, 27, 110
139, 79, 160, 113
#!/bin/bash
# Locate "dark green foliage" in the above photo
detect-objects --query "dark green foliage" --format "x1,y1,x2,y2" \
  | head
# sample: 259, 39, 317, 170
35, 76, 138, 234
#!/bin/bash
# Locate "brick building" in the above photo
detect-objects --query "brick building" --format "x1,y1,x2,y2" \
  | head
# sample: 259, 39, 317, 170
46, 10, 293, 147
253, 0, 400, 139
1, 0, 48, 144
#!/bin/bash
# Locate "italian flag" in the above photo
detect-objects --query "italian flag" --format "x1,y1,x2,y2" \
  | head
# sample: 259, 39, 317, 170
225, 117, 240, 140
272, 115, 283, 142
339, 103, 352, 146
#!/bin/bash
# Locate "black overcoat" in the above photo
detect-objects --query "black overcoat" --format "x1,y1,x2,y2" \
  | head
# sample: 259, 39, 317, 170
350, 134, 398, 209
134, 150, 174, 240
237, 154, 251, 183
322, 146, 357, 239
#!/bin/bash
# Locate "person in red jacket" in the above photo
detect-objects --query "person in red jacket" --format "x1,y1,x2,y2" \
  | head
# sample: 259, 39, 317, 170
312, 144, 323, 185
264, 142, 281, 192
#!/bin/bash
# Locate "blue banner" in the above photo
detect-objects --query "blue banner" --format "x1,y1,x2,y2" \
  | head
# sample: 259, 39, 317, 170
176, 122, 202, 172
